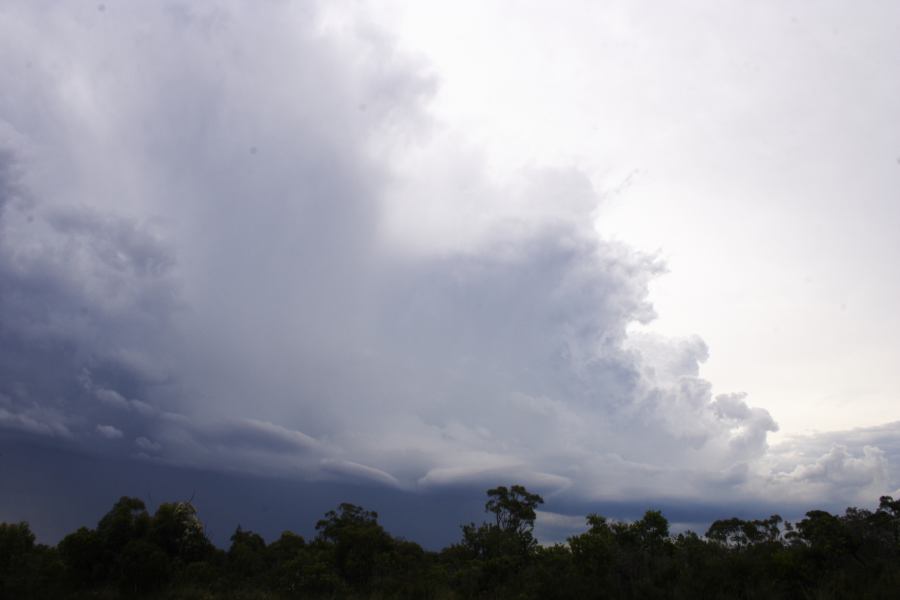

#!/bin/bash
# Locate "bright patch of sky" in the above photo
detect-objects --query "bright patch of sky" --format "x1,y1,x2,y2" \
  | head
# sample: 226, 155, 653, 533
368, 0, 900, 438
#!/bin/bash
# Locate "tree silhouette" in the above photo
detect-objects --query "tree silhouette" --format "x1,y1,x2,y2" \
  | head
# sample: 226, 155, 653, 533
485, 485, 544, 536
6, 486, 900, 598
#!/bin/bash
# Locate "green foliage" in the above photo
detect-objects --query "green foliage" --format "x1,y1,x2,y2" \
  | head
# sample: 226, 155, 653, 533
152, 501, 215, 564
439, 484, 545, 597
0, 521, 65, 599
117, 538, 171, 595
58, 526, 105, 589
706, 514, 783, 547
97, 496, 151, 556
55, 496, 217, 598
0, 521, 35, 568
5, 486, 900, 598
484, 484, 544, 536
316, 503, 392, 588
228, 526, 268, 582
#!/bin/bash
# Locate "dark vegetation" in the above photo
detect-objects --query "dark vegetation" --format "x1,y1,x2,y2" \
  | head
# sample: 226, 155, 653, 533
3, 484, 900, 599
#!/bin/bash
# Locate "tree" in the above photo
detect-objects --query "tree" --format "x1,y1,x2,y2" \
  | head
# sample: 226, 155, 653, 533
150, 501, 214, 563
316, 503, 391, 588
117, 538, 171, 595
706, 514, 783, 548
90, 496, 155, 590
0, 522, 34, 573
447, 485, 545, 597
569, 514, 615, 585
96, 496, 150, 556
458, 485, 545, 560
228, 525, 268, 580
485, 485, 545, 537
58, 527, 104, 589
632, 509, 670, 547
316, 503, 382, 543
0, 522, 35, 597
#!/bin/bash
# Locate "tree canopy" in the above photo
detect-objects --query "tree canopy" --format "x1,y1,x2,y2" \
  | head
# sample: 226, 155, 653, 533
3, 487, 900, 599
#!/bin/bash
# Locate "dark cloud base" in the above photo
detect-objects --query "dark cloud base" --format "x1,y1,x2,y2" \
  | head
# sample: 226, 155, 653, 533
2, 434, 842, 551
0, 435, 488, 549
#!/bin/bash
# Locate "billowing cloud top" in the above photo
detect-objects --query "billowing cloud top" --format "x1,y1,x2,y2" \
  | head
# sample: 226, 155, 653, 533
0, 1, 896, 530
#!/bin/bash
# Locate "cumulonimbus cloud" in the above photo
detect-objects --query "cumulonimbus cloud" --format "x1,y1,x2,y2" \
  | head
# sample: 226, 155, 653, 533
0, 1, 895, 512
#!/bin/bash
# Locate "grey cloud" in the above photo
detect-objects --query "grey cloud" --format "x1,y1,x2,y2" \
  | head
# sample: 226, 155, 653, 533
711, 393, 779, 455
0, 405, 71, 438
135, 436, 162, 453
759, 422, 900, 504
1, 0, 878, 528
320, 459, 401, 488
533, 509, 591, 545
781, 445, 887, 488
0, 189, 177, 453
207, 419, 322, 455
45, 208, 176, 281
95, 424, 123, 439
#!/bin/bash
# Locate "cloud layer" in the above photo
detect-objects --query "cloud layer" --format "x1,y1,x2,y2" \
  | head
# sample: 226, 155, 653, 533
1, 1, 897, 526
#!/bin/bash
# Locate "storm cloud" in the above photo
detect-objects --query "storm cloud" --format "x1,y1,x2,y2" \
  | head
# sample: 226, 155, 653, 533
1, 1, 898, 541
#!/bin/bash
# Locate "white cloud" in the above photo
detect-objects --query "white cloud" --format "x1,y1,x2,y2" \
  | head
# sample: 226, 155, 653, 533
783, 445, 887, 488
758, 424, 900, 506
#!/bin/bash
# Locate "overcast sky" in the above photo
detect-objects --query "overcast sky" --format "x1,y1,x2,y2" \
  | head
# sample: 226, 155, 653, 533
1, 1, 899, 547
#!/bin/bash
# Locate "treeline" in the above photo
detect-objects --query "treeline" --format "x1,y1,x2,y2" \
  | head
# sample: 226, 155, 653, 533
2, 484, 900, 599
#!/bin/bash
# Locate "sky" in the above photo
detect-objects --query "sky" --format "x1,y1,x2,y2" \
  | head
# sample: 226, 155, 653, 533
1, 0, 899, 547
